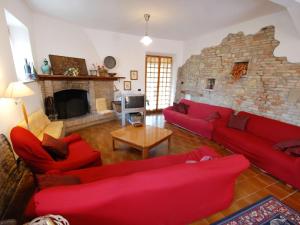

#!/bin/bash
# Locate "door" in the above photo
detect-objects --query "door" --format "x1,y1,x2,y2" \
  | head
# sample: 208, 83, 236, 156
145, 55, 172, 111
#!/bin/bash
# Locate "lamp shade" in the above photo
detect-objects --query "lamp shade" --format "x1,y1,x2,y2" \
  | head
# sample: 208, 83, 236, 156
4, 81, 34, 98
140, 35, 153, 46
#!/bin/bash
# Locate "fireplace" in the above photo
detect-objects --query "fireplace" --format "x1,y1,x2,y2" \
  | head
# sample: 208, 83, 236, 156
54, 89, 89, 119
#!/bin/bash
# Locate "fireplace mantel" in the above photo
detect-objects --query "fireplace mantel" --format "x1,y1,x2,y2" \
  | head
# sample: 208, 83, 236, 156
37, 74, 125, 81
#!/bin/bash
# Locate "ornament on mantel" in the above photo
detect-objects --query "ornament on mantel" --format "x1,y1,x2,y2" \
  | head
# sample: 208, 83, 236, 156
41, 58, 51, 74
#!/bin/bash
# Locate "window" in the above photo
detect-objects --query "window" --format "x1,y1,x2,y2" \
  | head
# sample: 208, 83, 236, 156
145, 55, 173, 111
4, 9, 34, 82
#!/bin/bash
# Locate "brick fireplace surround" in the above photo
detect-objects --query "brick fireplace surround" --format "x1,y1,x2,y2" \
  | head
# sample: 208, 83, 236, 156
39, 80, 115, 132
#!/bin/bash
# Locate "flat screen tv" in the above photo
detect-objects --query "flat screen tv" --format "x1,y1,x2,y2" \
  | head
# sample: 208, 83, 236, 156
125, 95, 145, 109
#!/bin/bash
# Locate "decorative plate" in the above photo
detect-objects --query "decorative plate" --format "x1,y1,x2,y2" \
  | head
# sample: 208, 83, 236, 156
104, 56, 116, 69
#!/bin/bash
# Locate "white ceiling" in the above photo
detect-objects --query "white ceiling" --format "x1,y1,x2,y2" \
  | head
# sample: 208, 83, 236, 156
25, 0, 284, 40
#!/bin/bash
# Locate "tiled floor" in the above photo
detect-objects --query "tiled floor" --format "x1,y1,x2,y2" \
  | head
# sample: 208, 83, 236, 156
75, 113, 300, 224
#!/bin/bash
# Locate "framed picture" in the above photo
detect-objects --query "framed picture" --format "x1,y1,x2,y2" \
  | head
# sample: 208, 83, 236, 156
124, 81, 131, 91
130, 70, 138, 80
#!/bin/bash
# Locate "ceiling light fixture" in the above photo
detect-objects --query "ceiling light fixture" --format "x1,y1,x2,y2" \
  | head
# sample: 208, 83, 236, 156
140, 14, 152, 46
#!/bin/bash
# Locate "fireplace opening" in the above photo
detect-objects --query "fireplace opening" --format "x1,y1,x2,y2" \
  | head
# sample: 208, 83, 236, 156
54, 89, 89, 119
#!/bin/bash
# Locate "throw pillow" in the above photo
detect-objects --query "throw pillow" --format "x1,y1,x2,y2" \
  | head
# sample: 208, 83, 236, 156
204, 112, 221, 122
273, 139, 300, 150
173, 102, 189, 114
36, 174, 81, 190
227, 114, 249, 131
42, 134, 68, 160
285, 147, 300, 157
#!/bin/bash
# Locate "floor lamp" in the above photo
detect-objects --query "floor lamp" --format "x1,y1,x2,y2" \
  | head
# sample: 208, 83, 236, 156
4, 81, 34, 129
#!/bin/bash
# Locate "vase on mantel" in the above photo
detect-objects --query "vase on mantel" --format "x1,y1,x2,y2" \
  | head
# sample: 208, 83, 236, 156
24, 58, 31, 79
41, 58, 51, 74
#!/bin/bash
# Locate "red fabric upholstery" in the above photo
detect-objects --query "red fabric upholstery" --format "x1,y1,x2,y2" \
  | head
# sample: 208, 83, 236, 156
163, 99, 233, 139
26, 147, 249, 225
213, 112, 300, 189
10, 126, 102, 173
238, 111, 300, 143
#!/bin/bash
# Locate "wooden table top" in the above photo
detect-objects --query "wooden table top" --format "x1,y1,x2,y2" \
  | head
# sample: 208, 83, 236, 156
111, 125, 173, 149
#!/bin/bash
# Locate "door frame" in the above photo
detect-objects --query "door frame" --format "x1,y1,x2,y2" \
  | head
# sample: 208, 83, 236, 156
145, 54, 173, 112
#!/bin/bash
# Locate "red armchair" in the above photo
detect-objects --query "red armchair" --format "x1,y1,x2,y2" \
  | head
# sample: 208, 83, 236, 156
10, 126, 101, 173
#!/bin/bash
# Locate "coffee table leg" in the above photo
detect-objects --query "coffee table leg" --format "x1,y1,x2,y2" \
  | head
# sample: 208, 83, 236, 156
112, 138, 116, 151
168, 137, 171, 151
142, 148, 149, 159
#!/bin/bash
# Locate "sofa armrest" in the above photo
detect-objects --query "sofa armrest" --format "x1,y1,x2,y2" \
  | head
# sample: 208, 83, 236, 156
164, 106, 174, 111
61, 133, 82, 144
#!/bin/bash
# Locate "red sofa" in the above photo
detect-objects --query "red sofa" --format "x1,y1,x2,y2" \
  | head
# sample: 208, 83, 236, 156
213, 111, 300, 189
10, 126, 102, 173
163, 99, 233, 139
26, 147, 249, 225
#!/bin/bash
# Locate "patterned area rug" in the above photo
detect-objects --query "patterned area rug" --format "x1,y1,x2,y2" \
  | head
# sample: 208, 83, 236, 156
212, 195, 300, 225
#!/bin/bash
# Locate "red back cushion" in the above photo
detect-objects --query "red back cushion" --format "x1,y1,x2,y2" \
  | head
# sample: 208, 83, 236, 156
10, 126, 53, 161
238, 112, 300, 143
179, 99, 233, 120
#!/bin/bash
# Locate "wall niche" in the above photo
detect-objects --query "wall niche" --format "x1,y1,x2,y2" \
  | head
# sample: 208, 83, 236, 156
231, 61, 249, 81
205, 78, 216, 90
175, 26, 300, 125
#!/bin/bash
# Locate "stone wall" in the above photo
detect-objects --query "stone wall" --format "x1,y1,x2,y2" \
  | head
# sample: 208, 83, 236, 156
176, 26, 300, 125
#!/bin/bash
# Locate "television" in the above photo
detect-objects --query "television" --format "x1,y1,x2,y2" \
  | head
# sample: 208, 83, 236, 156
124, 95, 145, 109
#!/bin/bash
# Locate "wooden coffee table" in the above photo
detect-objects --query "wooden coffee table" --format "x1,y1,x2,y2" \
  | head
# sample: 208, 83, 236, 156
111, 125, 173, 159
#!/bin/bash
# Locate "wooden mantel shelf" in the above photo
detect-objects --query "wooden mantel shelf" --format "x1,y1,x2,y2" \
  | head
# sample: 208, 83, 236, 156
37, 75, 125, 81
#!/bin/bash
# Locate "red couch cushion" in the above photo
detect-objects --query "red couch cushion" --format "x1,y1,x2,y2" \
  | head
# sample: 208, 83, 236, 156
227, 114, 249, 131
238, 112, 300, 143
42, 134, 68, 160
180, 99, 233, 120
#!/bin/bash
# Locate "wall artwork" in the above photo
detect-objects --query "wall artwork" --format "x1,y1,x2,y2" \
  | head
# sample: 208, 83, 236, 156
130, 70, 138, 80
49, 54, 88, 76
124, 81, 131, 91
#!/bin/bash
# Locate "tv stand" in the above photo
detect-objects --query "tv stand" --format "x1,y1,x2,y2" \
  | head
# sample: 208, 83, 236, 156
121, 94, 146, 126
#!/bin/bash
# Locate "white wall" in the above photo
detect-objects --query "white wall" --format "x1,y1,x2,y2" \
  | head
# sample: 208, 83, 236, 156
183, 10, 300, 63
32, 14, 100, 71
84, 28, 183, 100
32, 13, 183, 103
0, 0, 43, 136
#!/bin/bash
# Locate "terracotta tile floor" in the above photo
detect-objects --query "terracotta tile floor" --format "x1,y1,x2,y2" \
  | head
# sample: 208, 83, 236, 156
75, 114, 300, 224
